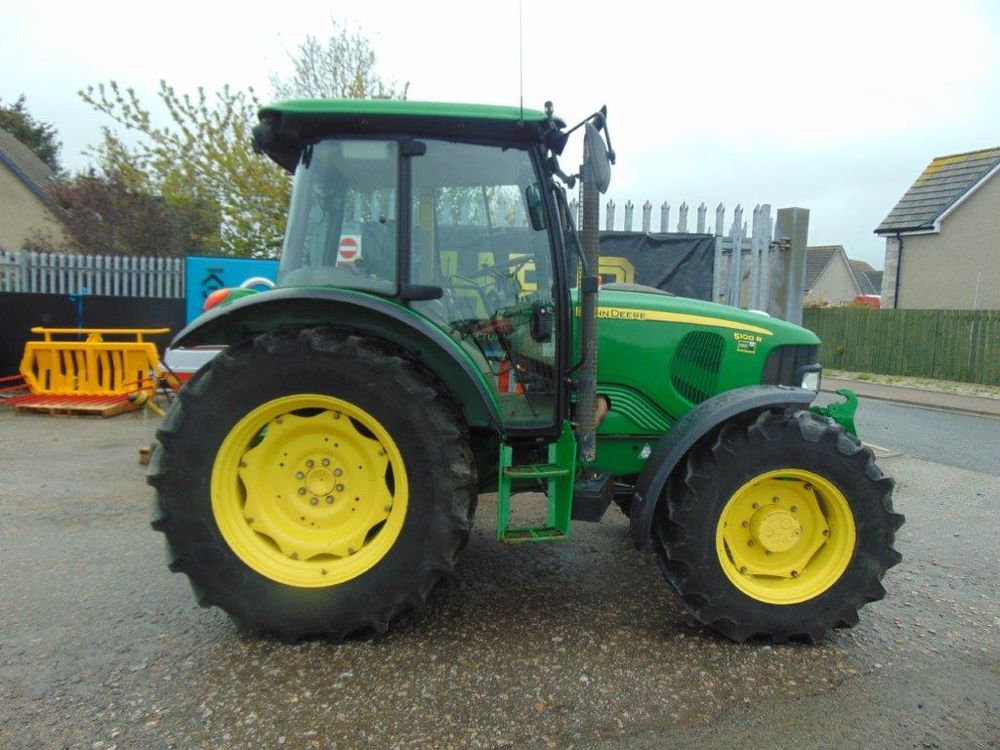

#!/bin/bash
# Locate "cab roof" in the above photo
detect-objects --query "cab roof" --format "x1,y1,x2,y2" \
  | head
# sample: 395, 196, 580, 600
257, 99, 558, 172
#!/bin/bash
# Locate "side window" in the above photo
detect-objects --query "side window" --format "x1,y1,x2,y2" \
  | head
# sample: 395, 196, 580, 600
279, 140, 398, 294
409, 141, 557, 429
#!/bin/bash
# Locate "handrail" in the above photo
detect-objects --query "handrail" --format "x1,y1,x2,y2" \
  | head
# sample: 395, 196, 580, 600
29, 327, 171, 343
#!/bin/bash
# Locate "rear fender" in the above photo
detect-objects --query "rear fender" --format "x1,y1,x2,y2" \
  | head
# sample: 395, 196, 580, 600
172, 287, 502, 431
629, 386, 818, 549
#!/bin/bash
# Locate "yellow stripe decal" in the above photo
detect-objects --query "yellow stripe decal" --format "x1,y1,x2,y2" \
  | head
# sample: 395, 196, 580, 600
592, 306, 773, 336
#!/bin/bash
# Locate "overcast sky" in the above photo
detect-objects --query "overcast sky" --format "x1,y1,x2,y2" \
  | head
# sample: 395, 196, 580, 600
3, 0, 998, 268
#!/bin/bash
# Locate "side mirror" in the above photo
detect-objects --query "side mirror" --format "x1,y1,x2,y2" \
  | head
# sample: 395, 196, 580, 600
583, 122, 612, 194
525, 183, 548, 230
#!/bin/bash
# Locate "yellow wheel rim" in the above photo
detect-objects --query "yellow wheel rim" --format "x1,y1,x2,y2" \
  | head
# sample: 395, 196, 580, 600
715, 469, 856, 605
211, 394, 408, 588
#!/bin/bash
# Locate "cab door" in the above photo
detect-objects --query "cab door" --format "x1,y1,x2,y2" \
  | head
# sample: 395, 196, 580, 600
407, 140, 560, 432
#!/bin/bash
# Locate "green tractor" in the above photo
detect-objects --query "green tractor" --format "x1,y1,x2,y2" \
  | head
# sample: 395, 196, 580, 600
149, 99, 903, 643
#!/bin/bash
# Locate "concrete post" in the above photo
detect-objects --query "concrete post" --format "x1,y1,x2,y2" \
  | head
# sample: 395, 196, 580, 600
773, 207, 809, 324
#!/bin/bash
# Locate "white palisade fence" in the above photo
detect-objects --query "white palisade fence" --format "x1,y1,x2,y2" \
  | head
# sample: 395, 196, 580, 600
0, 250, 185, 298
571, 198, 795, 314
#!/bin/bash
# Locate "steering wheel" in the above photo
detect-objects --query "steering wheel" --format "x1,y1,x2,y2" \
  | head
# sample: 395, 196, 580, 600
468, 254, 533, 280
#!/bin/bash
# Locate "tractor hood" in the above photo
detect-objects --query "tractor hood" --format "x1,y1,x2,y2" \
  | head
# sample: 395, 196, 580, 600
576, 285, 821, 436
576, 285, 819, 346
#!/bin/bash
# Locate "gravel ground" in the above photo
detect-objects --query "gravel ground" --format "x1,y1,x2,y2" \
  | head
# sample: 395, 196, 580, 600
0, 410, 998, 750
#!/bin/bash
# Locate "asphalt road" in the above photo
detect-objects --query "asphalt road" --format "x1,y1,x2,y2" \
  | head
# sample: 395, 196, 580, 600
815, 393, 1000, 476
1, 408, 998, 750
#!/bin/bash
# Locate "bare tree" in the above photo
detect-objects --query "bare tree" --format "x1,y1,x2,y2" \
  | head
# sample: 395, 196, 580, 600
270, 20, 408, 100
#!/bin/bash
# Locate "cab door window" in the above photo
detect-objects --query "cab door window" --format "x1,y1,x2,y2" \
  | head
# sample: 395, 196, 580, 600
409, 141, 556, 430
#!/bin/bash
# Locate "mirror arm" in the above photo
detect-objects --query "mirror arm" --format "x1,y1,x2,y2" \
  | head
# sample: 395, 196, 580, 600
602, 122, 616, 165
546, 156, 577, 190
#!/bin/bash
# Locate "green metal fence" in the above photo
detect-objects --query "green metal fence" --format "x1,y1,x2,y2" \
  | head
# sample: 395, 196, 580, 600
803, 308, 1000, 386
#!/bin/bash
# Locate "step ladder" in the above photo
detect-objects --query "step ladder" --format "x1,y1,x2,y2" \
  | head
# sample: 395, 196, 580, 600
497, 421, 576, 542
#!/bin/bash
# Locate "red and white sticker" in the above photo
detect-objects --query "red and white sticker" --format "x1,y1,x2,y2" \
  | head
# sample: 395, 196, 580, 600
337, 235, 362, 264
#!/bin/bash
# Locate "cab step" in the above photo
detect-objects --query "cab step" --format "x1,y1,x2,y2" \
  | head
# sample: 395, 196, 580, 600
503, 463, 571, 480
497, 421, 576, 543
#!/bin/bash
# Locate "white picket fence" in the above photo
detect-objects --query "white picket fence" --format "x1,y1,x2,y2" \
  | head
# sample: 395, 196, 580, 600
0, 250, 184, 298
2, 198, 804, 317
570, 198, 797, 314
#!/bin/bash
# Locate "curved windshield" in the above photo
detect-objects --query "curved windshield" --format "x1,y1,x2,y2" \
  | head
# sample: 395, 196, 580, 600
278, 140, 398, 293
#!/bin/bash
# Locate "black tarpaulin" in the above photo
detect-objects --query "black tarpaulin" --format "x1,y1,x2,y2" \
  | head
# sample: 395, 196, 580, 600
592, 232, 715, 300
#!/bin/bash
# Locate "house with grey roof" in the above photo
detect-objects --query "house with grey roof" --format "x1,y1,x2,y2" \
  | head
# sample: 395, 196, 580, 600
848, 259, 881, 297
804, 245, 866, 305
876, 147, 1000, 309
0, 128, 68, 250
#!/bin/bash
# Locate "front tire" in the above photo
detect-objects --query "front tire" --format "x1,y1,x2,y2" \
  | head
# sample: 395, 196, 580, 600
148, 327, 476, 640
653, 409, 904, 643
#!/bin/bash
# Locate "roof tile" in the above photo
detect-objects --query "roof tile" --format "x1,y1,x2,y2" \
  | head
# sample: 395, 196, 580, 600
0, 128, 59, 209
876, 147, 1000, 234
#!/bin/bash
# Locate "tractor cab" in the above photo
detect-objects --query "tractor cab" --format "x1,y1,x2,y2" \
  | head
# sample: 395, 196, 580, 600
257, 100, 596, 433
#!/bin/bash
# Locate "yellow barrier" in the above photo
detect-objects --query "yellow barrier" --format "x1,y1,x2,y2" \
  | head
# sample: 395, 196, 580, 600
19, 327, 170, 397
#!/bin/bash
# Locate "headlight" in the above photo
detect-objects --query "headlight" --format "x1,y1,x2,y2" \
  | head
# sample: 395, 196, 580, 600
801, 369, 822, 392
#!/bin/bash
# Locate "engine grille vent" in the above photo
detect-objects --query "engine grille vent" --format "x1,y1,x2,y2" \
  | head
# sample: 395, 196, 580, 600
762, 344, 820, 386
670, 331, 725, 404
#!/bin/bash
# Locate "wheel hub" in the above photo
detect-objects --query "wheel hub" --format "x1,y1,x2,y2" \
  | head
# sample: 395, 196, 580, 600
715, 469, 857, 605
750, 507, 802, 553
304, 465, 336, 498
211, 394, 409, 588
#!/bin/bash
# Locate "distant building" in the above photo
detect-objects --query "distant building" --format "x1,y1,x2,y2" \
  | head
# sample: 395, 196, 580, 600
804, 245, 868, 306
0, 128, 68, 250
876, 147, 999, 309
848, 259, 881, 297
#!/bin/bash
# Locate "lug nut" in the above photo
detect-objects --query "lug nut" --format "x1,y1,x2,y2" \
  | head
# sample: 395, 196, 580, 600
334, 468, 343, 477
336, 484, 345, 492
822, 529, 830, 537
772, 496, 779, 503
747, 539, 755, 547
752, 502, 759, 509
310, 497, 319, 506
742, 520, 749, 528
326, 496, 334, 505
739, 566, 747, 574
297, 488, 306, 495
296, 471, 305, 480
322, 458, 330, 467
790, 506, 798, 513
790, 570, 799, 578
306, 459, 315, 468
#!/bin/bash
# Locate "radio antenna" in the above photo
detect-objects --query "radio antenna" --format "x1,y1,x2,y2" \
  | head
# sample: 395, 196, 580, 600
518, 0, 524, 121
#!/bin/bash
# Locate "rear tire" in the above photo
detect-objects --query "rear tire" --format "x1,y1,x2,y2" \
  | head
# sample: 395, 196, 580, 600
652, 409, 903, 643
148, 327, 476, 640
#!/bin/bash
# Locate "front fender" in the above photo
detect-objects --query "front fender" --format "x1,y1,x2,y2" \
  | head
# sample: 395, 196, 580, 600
629, 385, 818, 549
173, 287, 502, 432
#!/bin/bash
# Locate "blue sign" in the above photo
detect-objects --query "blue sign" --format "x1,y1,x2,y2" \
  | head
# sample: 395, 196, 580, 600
184, 256, 279, 323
